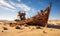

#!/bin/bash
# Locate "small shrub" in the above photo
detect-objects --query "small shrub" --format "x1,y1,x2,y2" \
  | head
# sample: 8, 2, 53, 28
9, 23, 15, 27
9, 23, 12, 26
2, 31, 4, 32
3, 27, 8, 30
15, 26, 21, 29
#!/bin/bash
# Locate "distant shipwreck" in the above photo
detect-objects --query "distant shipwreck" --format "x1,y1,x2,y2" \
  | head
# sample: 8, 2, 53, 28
11, 3, 52, 27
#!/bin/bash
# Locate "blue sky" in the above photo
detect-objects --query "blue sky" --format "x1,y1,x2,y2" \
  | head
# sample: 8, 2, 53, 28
0, 0, 60, 20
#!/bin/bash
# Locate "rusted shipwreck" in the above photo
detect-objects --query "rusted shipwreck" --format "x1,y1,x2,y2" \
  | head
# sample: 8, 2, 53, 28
14, 3, 52, 27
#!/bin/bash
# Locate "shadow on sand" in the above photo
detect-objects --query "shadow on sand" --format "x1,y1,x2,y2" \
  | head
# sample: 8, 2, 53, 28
25, 23, 60, 29
47, 24, 60, 29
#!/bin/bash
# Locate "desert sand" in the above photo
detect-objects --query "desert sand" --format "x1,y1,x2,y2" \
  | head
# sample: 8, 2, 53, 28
0, 20, 60, 36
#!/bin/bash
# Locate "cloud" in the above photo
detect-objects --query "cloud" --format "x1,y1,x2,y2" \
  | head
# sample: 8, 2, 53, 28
0, 0, 31, 11
0, 0, 36, 12
16, 4, 31, 11
0, 0, 15, 9
9, 1, 31, 11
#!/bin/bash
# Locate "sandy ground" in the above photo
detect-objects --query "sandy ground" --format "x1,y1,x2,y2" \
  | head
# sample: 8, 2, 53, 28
0, 21, 60, 36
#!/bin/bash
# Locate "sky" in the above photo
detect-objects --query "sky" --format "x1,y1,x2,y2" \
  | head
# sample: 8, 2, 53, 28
0, 0, 60, 20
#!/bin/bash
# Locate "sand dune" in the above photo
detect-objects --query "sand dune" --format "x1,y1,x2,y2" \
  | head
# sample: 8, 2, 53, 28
0, 20, 60, 36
